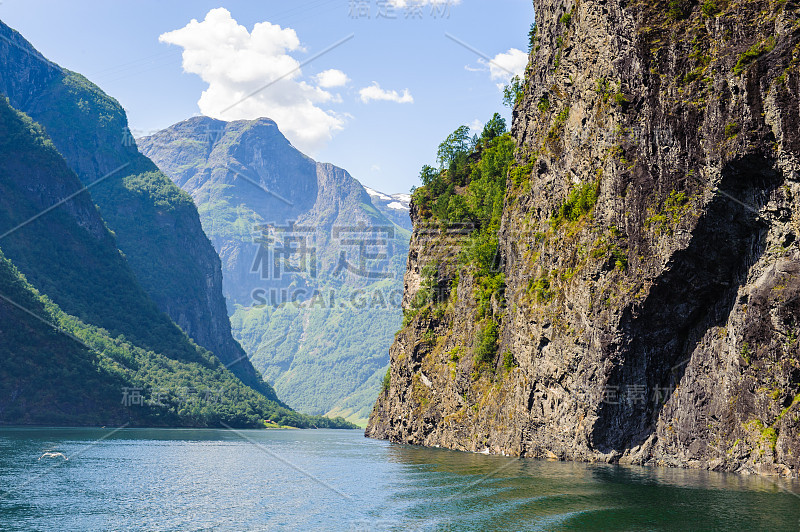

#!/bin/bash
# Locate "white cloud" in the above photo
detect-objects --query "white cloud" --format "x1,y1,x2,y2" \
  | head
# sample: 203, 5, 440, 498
370, 164, 382, 172
159, 8, 344, 153
388, 0, 462, 6
480, 48, 528, 85
468, 119, 483, 133
359, 82, 414, 104
315, 69, 350, 88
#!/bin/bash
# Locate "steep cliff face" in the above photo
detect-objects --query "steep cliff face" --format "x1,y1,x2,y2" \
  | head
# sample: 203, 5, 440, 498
368, 0, 800, 477
0, 21, 270, 395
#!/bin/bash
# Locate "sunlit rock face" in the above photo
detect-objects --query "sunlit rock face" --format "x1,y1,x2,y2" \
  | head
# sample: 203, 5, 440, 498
368, 0, 800, 478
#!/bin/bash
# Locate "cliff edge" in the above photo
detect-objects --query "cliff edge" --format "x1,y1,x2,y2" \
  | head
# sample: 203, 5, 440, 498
368, 0, 800, 477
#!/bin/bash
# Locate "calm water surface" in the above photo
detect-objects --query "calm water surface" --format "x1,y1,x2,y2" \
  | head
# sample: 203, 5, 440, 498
0, 427, 798, 531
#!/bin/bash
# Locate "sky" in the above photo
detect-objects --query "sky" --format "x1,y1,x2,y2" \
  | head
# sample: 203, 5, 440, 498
0, 0, 534, 193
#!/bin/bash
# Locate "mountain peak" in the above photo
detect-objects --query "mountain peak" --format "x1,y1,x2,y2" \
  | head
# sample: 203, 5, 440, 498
141, 115, 411, 425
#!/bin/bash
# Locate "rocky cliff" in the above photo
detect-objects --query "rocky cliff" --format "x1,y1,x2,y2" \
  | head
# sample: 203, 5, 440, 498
368, 0, 800, 477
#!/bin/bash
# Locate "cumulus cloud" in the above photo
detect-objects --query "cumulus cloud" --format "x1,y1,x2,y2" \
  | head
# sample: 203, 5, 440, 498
159, 8, 345, 153
315, 69, 350, 88
359, 82, 414, 104
480, 48, 528, 86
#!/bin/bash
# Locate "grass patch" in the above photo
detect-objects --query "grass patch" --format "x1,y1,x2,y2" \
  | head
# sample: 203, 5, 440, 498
529, 273, 555, 303
550, 181, 599, 228
510, 161, 535, 188
746, 419, 778, 454
538, 96, 551, 113
596, 77, 612, 103
382, 367, 391, 392
701, 0, 719, 17
733, 39, 776, 75
740, 342, 752, 364
668, 0, 687, 20
502, 351, 518, 371
545, 106, 571, 149
645, 190, 690, 237
474, 320, 499, 367
724, 122, 740, 139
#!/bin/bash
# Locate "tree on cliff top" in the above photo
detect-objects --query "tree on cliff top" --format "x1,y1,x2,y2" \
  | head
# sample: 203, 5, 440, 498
437, 125, 472, 169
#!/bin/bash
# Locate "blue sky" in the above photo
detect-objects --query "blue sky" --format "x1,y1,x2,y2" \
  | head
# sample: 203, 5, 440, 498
1, 0, 533, 193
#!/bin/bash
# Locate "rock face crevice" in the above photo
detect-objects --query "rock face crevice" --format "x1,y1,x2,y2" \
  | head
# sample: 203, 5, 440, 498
368, 0, 800, 477
592, 154, 783, 453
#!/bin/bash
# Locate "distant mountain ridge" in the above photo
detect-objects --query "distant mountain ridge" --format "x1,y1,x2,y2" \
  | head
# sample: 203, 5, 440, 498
139, 116, 409, 307
139, 117, 410, 425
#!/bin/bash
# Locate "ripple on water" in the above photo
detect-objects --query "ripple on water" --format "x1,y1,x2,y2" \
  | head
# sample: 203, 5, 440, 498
0, 428, 799, 531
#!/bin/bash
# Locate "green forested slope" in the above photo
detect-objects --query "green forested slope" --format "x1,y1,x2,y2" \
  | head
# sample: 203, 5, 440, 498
0, 96, 207, 364
0, 51, 353, 429
0, 247, 351, 428
0, 20, 268, 394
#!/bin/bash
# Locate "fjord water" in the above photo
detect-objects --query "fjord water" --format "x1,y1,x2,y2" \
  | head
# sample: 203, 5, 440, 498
1, 428, 798, 531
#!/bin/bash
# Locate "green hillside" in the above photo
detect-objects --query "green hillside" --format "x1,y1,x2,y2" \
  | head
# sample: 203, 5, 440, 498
0, 19, 269, 394
0, 246, 351, 428
0, 67, 354, 429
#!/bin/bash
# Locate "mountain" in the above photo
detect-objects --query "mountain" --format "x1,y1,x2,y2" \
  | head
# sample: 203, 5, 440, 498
139, 117, 409, 425
0, 95, 352, 428
0, 20, 354, 429
0, 95, 194, 365
368, 0, 800, 477
364, 187, 412, 231
0, 20, 266, 395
